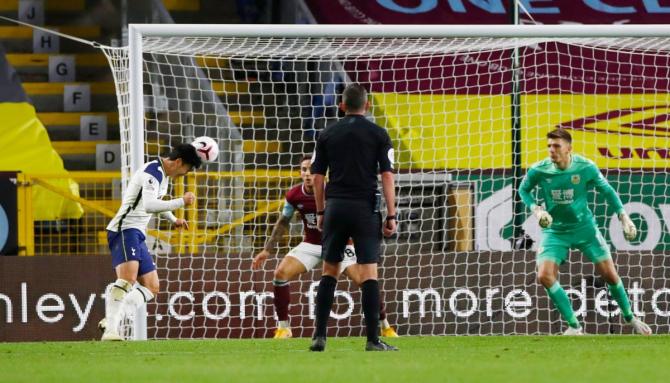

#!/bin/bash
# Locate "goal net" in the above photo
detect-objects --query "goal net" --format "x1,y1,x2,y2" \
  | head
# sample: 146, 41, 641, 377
103, 25, 670, 339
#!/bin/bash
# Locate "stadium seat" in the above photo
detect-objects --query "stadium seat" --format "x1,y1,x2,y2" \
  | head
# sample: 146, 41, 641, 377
0, 0, 84, 12
0, 25, 100, 39
7, 53, 108, 82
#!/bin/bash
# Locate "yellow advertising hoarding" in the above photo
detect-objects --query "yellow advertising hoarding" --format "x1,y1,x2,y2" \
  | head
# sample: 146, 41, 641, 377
373, 93, 670, 169
524, 94, 670, 168
372, 93, 511, 169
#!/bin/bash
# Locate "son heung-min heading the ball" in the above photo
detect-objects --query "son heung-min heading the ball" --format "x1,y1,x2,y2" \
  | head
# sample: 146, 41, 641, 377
100, 141, 205, 341
519, 128, 651, 336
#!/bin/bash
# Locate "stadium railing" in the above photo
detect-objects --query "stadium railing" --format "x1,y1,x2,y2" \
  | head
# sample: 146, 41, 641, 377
15, 170, 297, 256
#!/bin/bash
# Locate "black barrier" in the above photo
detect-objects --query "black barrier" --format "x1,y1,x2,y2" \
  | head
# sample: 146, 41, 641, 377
0, 172, 18, 255
150, 251, 670, 338
0, 256, 114, 341
1, 252, 668, 341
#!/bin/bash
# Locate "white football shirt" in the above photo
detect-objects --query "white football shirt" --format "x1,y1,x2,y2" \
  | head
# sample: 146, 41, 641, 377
106, 159, 183, 233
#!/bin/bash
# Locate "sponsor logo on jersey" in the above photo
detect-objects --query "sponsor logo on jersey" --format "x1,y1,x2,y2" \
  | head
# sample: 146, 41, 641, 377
304, 213, 317, 228
550, 189, 574, 204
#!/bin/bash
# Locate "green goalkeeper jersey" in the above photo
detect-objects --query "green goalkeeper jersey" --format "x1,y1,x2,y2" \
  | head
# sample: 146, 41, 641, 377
519, 154, 625, 232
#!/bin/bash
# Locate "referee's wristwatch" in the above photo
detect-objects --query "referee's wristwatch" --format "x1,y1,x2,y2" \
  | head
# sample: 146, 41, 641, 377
385, 215, 396, 221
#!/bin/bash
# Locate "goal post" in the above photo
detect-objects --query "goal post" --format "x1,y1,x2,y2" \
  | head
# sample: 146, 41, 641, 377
104, 24, 670, 339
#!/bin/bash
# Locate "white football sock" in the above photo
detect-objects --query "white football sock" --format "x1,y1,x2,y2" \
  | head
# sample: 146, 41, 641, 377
121, 284, 154, 314
105, 279, 132, 334
110, 284, 154, 335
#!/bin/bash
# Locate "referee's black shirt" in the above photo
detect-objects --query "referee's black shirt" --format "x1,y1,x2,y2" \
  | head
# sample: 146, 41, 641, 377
311, 114, 394, 200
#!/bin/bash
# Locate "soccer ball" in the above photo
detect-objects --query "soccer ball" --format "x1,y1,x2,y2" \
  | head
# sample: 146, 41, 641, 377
191, 136, 219, 163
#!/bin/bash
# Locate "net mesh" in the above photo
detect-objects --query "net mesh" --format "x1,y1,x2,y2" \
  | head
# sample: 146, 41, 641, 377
103, 34, 670, 338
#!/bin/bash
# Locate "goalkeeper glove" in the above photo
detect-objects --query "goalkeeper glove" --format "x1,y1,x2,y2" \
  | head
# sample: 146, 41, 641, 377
532, 205, 553, 228
619, 212, 637, 241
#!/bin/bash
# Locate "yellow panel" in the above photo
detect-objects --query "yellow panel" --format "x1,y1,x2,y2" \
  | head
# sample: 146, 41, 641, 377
243, 140, 281, 153
23, 82, 116, 95
524, 94, 670, 169
54, 26, 100, 38
0, 26, 100, 39
6, 53, 51, 67
0, 0, 85, 11
52, 141, 161, 155
65, 171, 121, 181
372, 93, 511, 169
6, 53, 107, 67
212, 81, 250, 94
0, 26, 33, 38
229, 110, 264, 126
89, 200, 121, 212
52, 141, 117, 155
162, 0, 200, 11
37, 112, 119, 125
373, 92, 670, 170
196, 56, 230, 68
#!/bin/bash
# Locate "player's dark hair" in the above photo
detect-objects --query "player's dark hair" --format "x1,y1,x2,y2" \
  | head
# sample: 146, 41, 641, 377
167, 143, 202, 169
547, 128, 572, 144
299, 154, 312, 164
342, 83, 368, 111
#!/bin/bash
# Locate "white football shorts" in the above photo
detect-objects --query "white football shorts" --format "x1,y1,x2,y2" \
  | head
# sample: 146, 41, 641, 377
286, 242, 357, 273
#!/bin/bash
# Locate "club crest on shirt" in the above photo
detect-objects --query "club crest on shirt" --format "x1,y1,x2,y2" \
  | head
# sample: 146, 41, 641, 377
304, 213, 317, 227
571, 175, 580, 184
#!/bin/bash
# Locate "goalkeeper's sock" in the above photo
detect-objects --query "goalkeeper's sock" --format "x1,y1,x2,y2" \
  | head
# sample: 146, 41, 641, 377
379, 296, 390, 329
361, 279, 381, 343
545, 281, 581, 329
273, 280, 290, 324
313, 275, 337, 338
380, 319, 391, 330
608, 280, 634, 322
379, 296, 387, 321
106, 279, 132, 333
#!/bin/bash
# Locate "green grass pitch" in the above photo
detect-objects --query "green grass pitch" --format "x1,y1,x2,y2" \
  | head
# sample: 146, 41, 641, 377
1, 336, 668, 383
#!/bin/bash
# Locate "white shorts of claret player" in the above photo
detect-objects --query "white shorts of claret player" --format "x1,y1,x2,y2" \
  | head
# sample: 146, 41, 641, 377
286, 242, 357, 273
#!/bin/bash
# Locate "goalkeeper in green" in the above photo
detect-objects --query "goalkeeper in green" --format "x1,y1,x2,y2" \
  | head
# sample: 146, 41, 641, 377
519, 128, 651, 335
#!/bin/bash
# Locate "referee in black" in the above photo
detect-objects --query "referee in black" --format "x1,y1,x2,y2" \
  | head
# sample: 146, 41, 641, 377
309, 83, 398, 352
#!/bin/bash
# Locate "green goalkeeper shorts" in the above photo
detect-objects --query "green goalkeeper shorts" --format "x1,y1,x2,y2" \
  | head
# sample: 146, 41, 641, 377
536, 224, 611, 266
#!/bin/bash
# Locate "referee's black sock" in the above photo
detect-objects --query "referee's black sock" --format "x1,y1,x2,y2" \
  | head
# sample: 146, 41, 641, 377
361, 279, 380, 343
314, 275, 337, 338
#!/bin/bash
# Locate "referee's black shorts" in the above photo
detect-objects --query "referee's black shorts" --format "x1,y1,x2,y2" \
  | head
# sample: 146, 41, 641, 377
321, 198, 382, 265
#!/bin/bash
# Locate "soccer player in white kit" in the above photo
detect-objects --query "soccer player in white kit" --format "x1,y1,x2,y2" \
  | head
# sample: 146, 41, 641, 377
100, 143, 201, 341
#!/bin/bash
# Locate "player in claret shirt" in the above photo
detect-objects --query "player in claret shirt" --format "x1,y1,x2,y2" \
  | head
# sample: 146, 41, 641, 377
519, 128, 651, 336
252, 155, 398, 339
